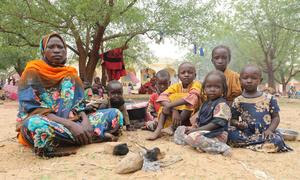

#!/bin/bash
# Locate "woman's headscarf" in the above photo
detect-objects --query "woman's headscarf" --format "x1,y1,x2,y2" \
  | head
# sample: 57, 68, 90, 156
19, 33, 82, 89
18, 33, 84, 119
40, 32, 67, 56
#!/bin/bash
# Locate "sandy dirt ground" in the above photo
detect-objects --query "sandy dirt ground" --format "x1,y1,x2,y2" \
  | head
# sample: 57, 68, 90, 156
0, 98, 299, 180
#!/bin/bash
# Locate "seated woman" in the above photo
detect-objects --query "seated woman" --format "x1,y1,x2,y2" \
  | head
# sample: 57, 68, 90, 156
16, 33, 123, 157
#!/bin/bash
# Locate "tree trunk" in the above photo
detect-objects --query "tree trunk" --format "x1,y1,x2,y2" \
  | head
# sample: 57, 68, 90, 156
101, 65, 107, 87
265, 53, 276, 90
85, 26, 106, 83
282, 83, 287, 96
279, 71, 287, 96
86, 54, 100, 83
78, 54, 87, 81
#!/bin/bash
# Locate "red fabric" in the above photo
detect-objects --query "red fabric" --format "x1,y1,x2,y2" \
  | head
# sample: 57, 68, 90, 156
138, 82, 156, 94
100, 48, 127, 80
103, 61, 123, 70
149, 93, 160, 113
107, 69, 127, 81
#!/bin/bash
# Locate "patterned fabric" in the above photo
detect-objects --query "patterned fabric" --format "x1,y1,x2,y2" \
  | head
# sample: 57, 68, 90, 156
197, 97, 231, 138
17, 64, 123, 154
174, 126, 231, 155
95, 98, 130, 126
18, 74, 84, 121
228, 93, 292, 152
223, 68, 242, 102
21, 108, 123, 153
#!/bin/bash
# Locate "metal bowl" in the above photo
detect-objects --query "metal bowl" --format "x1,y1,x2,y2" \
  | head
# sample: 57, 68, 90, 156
277, 128, 299, 141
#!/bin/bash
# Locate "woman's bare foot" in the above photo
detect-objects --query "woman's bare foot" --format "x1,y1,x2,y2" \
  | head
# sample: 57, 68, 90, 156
111, 135, 119, 142
161, 127, 174, 136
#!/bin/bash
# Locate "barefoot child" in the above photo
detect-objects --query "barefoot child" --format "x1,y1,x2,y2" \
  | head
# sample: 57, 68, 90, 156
174, 70, 231, 155
228, 65, 292, 152
147, 62, 202, 140
143, 70, 171, 131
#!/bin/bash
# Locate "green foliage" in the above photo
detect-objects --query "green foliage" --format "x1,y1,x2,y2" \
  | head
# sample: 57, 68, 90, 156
217, 0, 300, 88
0, 0, 217, 80
0, 35, 38, 74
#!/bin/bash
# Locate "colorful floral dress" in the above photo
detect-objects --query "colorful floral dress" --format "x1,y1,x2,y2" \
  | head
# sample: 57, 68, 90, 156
17, 60, 123, 156
228, 93, 292, 152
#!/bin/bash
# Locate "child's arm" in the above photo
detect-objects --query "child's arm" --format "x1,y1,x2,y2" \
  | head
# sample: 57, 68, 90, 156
263, 96, 281, 139
172, 109, 181, 127
188, 102, 231, 134
229, 98, 246, 129
147, 95, 158, 118
120, 105, 135, 131
163, 99, 188, 115
231, 118, 248, 129
263, 112, 280, 139
163, 83, 201, 115
187, 122, 220, 134
157, 84, 181, 115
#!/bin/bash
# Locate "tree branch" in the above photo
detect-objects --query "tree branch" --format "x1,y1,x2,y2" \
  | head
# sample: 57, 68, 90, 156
66, 44, 79, 55
23, 0, 32, 14
102, 29, 152, 41
273, 22, 300, 33
85, 26, 91, 54
0, 26, 38, 47
120, 0, 138, 15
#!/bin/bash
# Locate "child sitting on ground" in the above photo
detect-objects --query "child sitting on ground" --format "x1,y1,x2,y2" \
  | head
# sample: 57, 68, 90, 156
228, 65, 292, 152
92, 77, 104, 97
147, 62, 202, 140
174, 70, 232, 155
88, 80, 134, 131
143, 70, 171, 131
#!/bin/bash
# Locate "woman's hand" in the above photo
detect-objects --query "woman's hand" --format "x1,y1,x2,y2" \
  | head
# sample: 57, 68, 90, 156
80, 112, 93, 141
67, 122, 91, 145
47, 113, 92, 145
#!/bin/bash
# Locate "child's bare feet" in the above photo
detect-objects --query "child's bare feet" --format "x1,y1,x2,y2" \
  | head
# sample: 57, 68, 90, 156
146, 131, 161, 140
222, 149, 232, 157
161, 127, 174, 136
